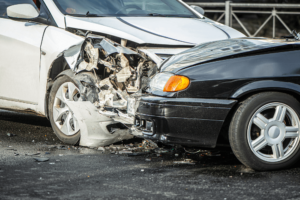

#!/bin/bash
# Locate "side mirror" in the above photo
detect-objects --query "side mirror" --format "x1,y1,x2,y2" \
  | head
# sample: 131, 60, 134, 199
190, 5, 205, 16
7, 4, 39, 19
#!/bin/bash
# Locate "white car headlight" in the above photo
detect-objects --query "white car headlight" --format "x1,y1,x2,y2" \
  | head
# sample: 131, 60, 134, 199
149, 73, 173, 91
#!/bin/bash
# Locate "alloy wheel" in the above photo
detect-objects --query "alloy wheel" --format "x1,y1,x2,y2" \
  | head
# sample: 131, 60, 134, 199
53, 82, 81, 136
247, 102, 300, 162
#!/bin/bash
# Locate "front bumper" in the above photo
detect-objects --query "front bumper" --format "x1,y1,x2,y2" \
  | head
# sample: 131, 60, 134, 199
133, 96, 237, 148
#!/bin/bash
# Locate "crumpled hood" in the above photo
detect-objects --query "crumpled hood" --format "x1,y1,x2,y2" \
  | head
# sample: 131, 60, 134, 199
160, 38, 298, 72
65, 16, 245, 46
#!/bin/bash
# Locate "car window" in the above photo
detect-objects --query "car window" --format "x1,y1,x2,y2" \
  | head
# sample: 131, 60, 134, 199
53, 0, 197, 18
0, 0, 37, 18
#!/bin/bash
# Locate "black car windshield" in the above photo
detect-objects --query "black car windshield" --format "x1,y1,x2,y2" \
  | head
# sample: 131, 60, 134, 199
53, 0, 198, 18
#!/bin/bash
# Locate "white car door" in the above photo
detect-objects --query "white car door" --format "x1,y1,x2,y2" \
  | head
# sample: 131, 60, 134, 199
0, 1, 47, 106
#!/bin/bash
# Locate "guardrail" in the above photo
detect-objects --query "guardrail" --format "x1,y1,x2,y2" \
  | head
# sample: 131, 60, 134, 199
186, 1, 300, 37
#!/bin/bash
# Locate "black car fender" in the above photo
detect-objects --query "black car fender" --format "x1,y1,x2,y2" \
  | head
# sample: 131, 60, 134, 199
231, 80, 300, 99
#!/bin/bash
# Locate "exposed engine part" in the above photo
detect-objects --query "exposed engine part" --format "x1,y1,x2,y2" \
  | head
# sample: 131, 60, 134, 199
65, 36, 159, 112
77, 42, 99, 72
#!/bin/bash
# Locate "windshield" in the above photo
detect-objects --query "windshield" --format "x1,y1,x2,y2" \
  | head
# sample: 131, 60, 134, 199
53, 0, 198, 18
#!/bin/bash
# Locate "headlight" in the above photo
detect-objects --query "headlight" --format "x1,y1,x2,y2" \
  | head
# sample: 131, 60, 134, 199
150, 73, 190, 92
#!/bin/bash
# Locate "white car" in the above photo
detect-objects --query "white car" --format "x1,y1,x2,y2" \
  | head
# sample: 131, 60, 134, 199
0, 0, 245, 147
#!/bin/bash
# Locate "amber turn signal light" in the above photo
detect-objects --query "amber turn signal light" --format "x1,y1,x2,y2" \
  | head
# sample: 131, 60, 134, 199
163, 75, 190, 92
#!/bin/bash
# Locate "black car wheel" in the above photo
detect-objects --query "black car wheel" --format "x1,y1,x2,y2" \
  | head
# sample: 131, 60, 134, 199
48, 76, 81, 145
229, 92, 300, 171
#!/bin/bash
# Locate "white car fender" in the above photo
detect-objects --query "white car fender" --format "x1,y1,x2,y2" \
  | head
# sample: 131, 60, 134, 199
37, 26, 85, 115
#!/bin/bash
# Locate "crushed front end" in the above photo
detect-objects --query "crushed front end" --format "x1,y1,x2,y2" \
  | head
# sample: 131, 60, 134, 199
61, 34, 162, 147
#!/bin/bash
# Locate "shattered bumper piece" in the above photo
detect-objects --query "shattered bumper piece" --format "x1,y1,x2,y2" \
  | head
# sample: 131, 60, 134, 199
67, 101, 133, 147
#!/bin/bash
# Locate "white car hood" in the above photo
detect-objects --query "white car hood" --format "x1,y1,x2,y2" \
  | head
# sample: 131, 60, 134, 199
65, 16, 245, 46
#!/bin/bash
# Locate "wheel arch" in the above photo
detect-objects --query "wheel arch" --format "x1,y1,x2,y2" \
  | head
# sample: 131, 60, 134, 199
44, 63, 100, 119
44, 56, 72, 119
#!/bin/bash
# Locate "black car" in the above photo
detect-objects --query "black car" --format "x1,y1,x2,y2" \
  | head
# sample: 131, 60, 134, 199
132, 33, 300, 171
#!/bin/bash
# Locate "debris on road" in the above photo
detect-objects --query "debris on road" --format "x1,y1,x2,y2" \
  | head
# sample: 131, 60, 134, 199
33, 157, 50, 162
57, 146, 68, 150
173, 159, 196, 165
239, 167, 255, 174
97, 147, 105, 151
25, 153, 40, 156
7, 133, 16, 137
205, 151, 221, 157
118, 150, 133, 154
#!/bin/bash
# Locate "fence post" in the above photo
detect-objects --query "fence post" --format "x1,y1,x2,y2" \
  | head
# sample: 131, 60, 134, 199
225, 1, 232, 26
272, 8, 276, 38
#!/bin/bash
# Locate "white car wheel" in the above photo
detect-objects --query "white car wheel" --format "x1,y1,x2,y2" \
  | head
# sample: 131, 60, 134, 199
49, 76, 81, 145
53, 82, 80, 136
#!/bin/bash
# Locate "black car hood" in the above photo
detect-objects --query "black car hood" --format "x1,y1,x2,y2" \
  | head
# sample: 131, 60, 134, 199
160, 38, 300, 73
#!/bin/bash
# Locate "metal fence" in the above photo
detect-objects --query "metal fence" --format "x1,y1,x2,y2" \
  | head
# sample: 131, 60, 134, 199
186, 1, 300, 37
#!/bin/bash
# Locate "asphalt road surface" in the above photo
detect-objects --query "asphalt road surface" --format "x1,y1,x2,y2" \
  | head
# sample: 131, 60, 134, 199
0, 110, 300, 200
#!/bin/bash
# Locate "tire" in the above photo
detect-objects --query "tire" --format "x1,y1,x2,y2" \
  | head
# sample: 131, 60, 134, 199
48, 76, 81, 145
229, 92, 300, 171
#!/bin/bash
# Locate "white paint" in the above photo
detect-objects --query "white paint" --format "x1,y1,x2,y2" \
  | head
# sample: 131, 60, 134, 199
7, 4, 39, 19
44, 0, 66, 28
0, 18, 47, 109
37, 26, 84, 115
64, 16, 245, 46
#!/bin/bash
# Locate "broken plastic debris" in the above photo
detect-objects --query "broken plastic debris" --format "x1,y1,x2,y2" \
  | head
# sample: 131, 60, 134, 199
239, 167, 255, 174
7, 133, 16, 137
97, 147, 105, 151
119, 150, 133, 154
142, 140, 158, 148
155, 149, 169, 154
205, 151, 221, 156
57, 146, 67, 150
34, 157, 49, 162
173, 159, 196, 165
145, 158, 151, 162
25, 153, 40, 156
